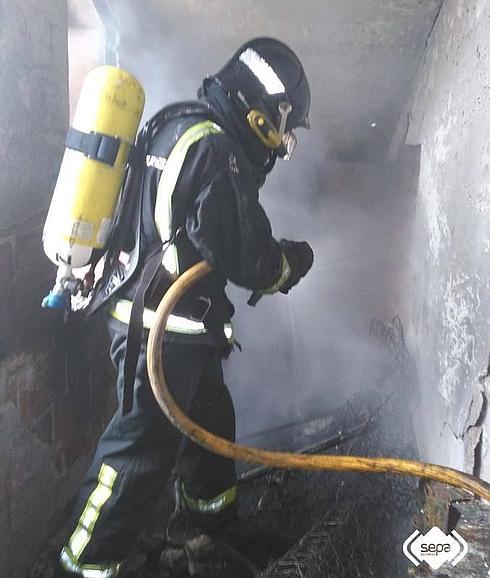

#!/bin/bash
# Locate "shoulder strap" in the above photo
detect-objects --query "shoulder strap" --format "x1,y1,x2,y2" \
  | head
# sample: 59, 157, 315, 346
86, 105, 216, 316
121, 120, 223, 415
154, 120, 223, 275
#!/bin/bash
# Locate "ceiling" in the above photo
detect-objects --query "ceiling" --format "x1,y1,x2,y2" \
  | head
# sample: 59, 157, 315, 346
91, 0, 442, 161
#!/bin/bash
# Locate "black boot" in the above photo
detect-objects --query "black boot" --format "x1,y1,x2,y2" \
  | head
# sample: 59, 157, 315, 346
166, 478, 238, 544
52, 562, 76, 577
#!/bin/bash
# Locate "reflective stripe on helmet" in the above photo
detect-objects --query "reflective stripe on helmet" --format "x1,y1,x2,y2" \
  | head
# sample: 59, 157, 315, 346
239, 48, 285, 95
60, 464, 120, 576
182, 484, 237, 514
154, 121, 223, 276
109, 298, 233, 341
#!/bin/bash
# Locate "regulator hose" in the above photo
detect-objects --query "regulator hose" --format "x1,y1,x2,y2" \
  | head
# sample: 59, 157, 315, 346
147, 261, 490, 502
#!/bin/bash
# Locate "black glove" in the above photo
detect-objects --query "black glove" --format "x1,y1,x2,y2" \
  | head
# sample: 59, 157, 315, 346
279, 239, 314, 294
247, 240, 314, 306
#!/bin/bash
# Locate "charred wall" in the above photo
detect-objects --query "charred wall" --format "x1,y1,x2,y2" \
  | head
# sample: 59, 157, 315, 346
400, 0, 490, 479
0, 2, 115, 577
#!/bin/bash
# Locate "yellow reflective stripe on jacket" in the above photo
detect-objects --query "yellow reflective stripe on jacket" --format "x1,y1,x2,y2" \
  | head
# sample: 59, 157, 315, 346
111, 299, 206, 334
260, 253, 291, 295
62, 464, 118, 569
182, 484, 237, 514
154, 120, 223, 275
60, 548, 121, 577
109, 298, 233, 341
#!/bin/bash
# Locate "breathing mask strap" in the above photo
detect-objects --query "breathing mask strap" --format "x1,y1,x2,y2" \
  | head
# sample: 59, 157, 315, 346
246, 100, 292, 150
203, 76, 294, 157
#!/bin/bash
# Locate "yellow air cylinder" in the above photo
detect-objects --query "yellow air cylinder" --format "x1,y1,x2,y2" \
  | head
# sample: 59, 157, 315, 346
43, 66, 145, 270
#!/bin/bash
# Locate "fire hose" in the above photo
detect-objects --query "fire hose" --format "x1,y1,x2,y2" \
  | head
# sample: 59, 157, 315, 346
147, 261, 490, 502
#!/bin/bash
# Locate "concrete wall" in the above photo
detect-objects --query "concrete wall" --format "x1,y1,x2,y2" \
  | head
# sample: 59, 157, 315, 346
403, 0, 490, 479
0, 2, 115, 577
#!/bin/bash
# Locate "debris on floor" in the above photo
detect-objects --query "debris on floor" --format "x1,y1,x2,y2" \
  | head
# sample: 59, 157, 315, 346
32, 318, 489, 577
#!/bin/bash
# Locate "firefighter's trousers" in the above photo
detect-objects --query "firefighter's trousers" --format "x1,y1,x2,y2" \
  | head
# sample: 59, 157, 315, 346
59, 326, 237, 575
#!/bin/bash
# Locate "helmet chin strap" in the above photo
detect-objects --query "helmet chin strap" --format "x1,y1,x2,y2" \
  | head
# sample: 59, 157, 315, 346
276, 101, 298, 160
281, 130, 297, 160
277, 101, 292, 141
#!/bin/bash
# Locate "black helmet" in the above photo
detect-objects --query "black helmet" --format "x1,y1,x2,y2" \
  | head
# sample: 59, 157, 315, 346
203, 37, 310, 159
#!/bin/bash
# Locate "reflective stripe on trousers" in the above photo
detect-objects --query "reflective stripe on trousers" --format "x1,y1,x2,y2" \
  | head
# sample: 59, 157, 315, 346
60, 550, 121, 578
60, 464, 122, 577
109, 298, 234, 341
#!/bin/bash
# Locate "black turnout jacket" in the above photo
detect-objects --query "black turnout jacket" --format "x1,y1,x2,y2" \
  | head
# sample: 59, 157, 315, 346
101, 102, 286, 348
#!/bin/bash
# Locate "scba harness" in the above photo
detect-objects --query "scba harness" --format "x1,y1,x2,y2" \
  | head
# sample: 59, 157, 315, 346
101, 114, 233, 413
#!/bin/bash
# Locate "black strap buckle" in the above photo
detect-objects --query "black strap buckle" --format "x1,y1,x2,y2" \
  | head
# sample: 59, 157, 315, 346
66, 127, 122, 166
189, 296, 211, 323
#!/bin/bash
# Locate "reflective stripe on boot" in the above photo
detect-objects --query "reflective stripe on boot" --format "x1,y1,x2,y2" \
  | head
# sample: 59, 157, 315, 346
59, 550, 122, 577
182, 483, 237, 514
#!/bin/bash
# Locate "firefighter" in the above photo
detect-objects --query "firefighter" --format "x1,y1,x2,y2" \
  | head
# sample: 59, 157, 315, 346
55, 37, 313, 577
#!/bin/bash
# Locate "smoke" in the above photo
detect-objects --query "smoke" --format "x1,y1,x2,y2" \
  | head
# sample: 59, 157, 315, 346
225, 150, 416, 438
111, 2, 234, 118
107, 1, 417, 440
